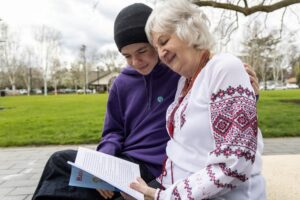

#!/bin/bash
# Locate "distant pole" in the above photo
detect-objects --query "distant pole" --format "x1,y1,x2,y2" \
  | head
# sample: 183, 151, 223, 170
80, 45, 87, 94
97, 66, 99, 92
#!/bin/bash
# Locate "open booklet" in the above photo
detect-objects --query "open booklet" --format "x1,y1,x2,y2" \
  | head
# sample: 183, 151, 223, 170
68, 147, 143, 200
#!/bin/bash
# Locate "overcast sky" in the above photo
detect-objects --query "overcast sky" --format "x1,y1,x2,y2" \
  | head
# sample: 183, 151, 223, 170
0, 0, 299, 62
0, 0, 151, 61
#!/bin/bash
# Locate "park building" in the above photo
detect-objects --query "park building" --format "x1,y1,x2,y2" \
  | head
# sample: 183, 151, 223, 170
88, 70, 119, 93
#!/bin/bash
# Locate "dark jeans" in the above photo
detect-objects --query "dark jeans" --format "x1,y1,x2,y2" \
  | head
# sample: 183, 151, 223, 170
32, 149, 157, 200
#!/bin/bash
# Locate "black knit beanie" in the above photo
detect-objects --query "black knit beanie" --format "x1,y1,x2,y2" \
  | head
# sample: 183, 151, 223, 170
114, 3, 152, 51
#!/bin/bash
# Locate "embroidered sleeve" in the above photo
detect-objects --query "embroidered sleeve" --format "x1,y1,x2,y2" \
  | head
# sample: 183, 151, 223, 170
156, 55, 258, 200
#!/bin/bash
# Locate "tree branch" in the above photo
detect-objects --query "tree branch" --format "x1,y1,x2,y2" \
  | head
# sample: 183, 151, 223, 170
216, 9, 227, 31
223, 11, 239, 46
289, 7, 300, 24
193, 0, 300, 16
263, 13, 269, 29
260, 0, 267, 6
243, 0, 248, 8
279, 7, 288, 38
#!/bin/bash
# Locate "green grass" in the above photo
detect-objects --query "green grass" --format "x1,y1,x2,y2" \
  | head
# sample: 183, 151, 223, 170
0, 94, 107, 147
257, 89, 300, 137
0, 90, 299, 147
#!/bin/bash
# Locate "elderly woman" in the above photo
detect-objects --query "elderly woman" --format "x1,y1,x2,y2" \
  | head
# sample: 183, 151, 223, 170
129, 0, 266, 199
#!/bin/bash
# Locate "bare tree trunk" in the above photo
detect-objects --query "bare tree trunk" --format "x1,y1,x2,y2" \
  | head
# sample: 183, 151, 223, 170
43, 75, 47, 96
12, 83, 16, 92
8, 71, 17, 93
80, 45, 87, 94
34, 25, 61, 96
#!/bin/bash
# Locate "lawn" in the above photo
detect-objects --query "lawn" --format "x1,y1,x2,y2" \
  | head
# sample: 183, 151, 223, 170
257, 89, 300, 137
0, 94, 107, 147
0, 90, 299, 147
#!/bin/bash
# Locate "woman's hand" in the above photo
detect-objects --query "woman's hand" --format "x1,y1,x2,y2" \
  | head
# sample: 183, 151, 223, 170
130, 177, 156, 200
244, 64, 259, 95
96, 189, 114, 199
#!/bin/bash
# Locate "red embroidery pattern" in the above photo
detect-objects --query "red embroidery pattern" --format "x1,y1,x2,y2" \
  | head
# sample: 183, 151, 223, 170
207, 165, 235, 189
166, 98, 180, 136
211, 145, 255, 163
167, 50, 210, 137
219, 163, 248, 182
211, 85, 255, 102
172, 186, 182, 200
180, 103, 188, 129
167, 92, 190, 134
183, 179, 195, 200
209, 85, 257, 188
210, 86, 257, 153
157, 189, 162, 200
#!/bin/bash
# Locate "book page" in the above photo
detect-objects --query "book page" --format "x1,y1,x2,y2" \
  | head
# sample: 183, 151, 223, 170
68, 147, 143, 199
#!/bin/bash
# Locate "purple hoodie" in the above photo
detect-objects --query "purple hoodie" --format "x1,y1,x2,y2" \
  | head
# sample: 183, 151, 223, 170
97, 62, 180, 177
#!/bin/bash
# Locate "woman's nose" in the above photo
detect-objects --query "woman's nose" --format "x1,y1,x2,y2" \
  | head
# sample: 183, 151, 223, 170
157, 48, 166, 62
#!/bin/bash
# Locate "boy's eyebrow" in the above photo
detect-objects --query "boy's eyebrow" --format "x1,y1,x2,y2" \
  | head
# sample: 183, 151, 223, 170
135, 46, 148, 52
121, 45, 148, 56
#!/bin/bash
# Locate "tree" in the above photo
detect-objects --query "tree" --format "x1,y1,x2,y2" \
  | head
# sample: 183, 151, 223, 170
0, 71, 10, 89
146, 0, 300, 51
86, 46, 101, 76
285, 41, 300, 78
33, 25, 61, 96
296, 64, 300, 86
1, 23, 22, 92
50, 58, 66, 95
80, 44, 88, 94
241, 21, 280, 89
192, 0, 300, 16
292, 55, 300, 86
70, 62, 82, 90
30, 67, 44, 90
0, 21, 5, 79
17, 46, 36, 95
99, 49, 124, 72
149, 1, 300, 20
271, 54, 285, 85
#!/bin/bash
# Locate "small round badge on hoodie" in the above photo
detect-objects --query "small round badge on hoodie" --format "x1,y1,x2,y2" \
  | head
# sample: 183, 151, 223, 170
157, 96, 164, 103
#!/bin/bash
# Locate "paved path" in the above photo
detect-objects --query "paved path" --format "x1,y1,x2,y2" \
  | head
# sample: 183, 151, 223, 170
0, 137, 299, 200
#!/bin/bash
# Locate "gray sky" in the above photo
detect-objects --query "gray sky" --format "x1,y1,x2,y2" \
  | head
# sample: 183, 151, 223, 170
0, 0, 150, 61
0, 0, 299, 62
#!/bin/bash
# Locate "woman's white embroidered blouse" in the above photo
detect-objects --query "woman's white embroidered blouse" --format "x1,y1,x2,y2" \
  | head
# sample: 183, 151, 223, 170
156, 53, 264, 200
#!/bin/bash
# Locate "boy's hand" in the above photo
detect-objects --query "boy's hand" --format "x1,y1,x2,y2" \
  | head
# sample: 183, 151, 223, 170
97, 189, 114, 199
244, 63, 259, 95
